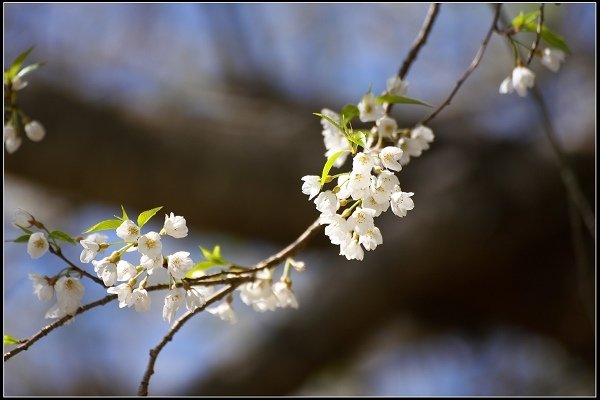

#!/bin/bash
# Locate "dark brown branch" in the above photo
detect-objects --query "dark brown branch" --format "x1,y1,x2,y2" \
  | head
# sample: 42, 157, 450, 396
387, 3, 440, 115
526, 4, 545, 65
398, 3, 440, 80
138, 285, 238, 396
421, 4, 502, 125
49, 246, 104, 286
4, 293, 116, 361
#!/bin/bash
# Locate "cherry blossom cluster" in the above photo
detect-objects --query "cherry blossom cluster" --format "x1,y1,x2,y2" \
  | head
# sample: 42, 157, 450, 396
499, 48, 566, 97
302, 76, 434, 260
498, 10, 568, 97
14, 207, 303, 326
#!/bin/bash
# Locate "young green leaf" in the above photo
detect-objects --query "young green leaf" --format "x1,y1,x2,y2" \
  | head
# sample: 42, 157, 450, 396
7, 46, 34, 80
511, 10, 539, 30
523, 23, 571, 53
13, 234, 31, 243
49, 230, 76, 245
321, 150, 349, 186
185, 261, 217, 277
83, 218, 122, 234
199, 245, 227, 265
120, 205, 129, 221
341, 104, 359, 126
4, 334, 21, 346
376, 94, 432, 107
137, 206, 163, 228
14, 225, 34, 235
347, 131, 367, 149
314, 112, 344, 133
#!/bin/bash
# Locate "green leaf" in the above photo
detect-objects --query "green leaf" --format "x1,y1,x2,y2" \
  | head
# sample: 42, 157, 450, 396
523, 22, 571, 53
49, 230, 76, 245
4, 334, 21, 346
341, 104, 359, 126
199, 246, 212, 260
511, 10, 539, 30
120, 205, 129, 221
7, 46, 34, 79
185, 261, 218, 277
320, 150, 349, 186
83, 218, 122, 234
376, 95, 432, 107
199, 245, 227, 265
15, 225, 34, 235
137, 206, 163, 228
15, 63, 43, 80
314, 113, 344, 133
13, 234, 31, 243
347, 131, 367, 149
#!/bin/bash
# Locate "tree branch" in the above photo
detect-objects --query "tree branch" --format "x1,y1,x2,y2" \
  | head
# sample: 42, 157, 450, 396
421, 4, 501, 125
137, 285, 238, 396
387, 3, 440, 115
530, 87, 595, 237
138, 218, 322, 395
3, 293, 116, 361
526, 3, 545, 66
398, 3, 440, 80
49, 246, 105, 286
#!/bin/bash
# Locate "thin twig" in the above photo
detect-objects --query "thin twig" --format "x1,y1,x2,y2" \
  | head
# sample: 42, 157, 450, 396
421, 4, 502, 125
567, 198, 594, 326
4, 294, 116, 361
387, 3, 440, 115
137, 285, 237, 396
253, 218, 322, 270
530, 86, 595, 237
49, 246, 104, 286
138, 218, 322, 395
398, 3, 440, 80
526, 4, 545, 65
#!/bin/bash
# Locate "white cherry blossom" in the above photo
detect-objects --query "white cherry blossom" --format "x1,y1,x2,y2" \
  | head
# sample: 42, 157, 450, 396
301, 175, 321, 200
379, 146, 403, 171
45, 276, 84, 319
25, 121, 46, 142
207, 301, 237, 324
162, 213, 188, 238
29, 273, 54, 302
167, 251, 194, 279
541, 48, 566, 72
163, 289, 184, 323
358, 92, 385, 122
27, 232, 49, 259
512, 66, 535, 97
386, 75, 408, 96
359, 227, 383, 251
107, 283, 133, 308
314, 191, 339, 216
273, 281, 299, 309
116, 220, 140, 243
390, 189, 415, 217
4, 124, 22, 154
376, 116, 398, 139
138, 231, 162, 258
131, 287, 151, 312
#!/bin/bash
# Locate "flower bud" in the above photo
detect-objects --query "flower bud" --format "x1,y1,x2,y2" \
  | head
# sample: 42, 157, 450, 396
25, 121, 46, 142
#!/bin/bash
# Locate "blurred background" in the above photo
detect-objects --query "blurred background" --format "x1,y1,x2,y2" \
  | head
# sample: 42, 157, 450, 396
3, 3, 595, 396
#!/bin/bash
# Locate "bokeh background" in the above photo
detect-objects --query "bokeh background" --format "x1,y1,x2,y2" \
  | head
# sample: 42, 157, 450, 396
3, 3, 595, 396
